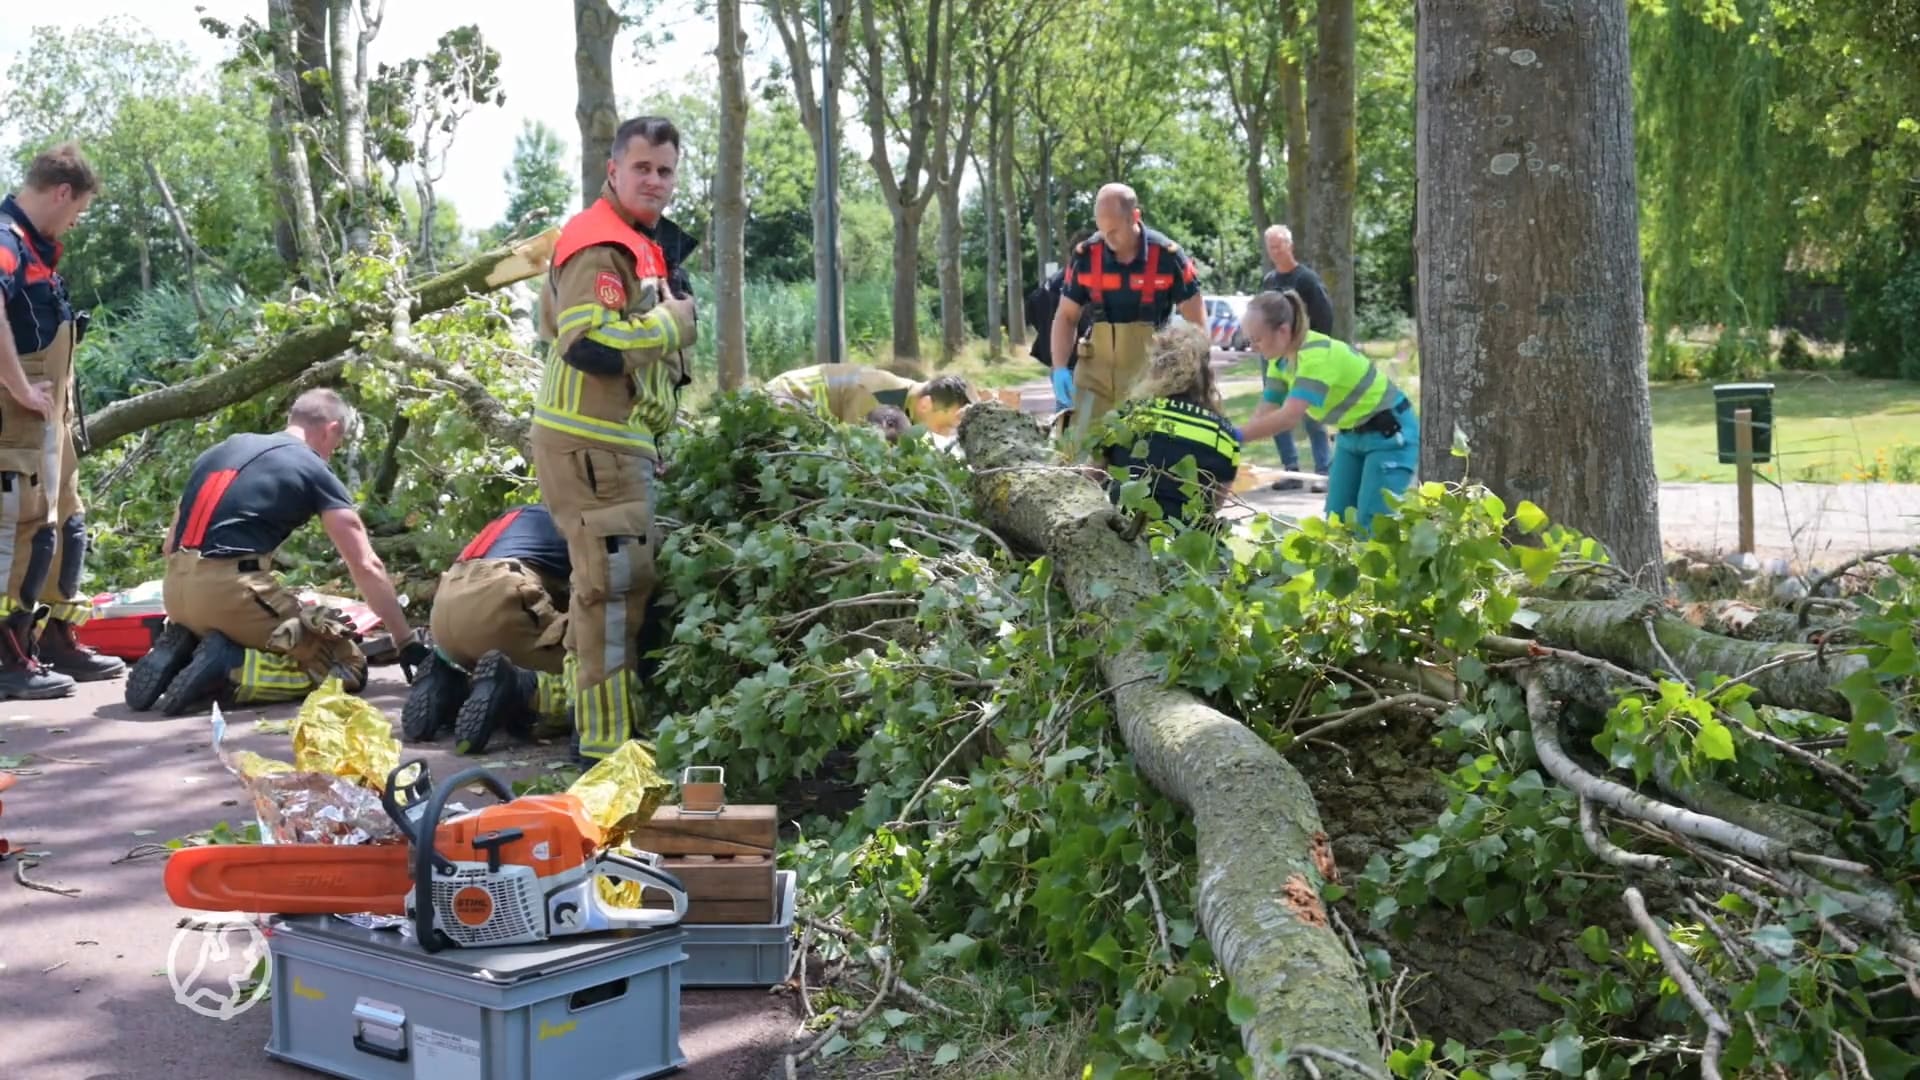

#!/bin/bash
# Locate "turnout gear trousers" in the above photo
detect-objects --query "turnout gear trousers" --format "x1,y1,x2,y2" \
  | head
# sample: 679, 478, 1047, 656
161, 549, 367, 703
1069, 322, 1156, 447
428, 558, 568, 674
0, 318, 91, 626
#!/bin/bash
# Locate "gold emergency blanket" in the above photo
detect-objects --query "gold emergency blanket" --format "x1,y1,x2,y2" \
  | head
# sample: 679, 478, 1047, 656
212, 679, 406, 845
574, 740, 673, 908
290, 681, 401, 789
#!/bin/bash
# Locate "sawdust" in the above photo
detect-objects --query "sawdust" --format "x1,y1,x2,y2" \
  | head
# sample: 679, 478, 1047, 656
1281, 873, 1328, 928
1310, 830, 1340, 884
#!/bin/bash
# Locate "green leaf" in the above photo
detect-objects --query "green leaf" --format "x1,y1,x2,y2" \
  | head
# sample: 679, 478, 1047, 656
1043, 745, 1095, 780
1738, 965, 1791, 1009
1695, 716, 1736, 761
1865, 1037, 1920, 1080
1516, 544, 1558, 584
882, 1008, 909, 1028
1084, 933, 1123, 971
1539, 1031, 1584, 1076
1226, 991, 1258, 1026
1451, 424, 1472, 458
1135, 1034, 1169, 1062
1514, 500, 1549, 535
1159, 975, 1197, 1006
1579, 926, 1612, 964
1749, 924, 1796, 959
933, 1042, 961, 1067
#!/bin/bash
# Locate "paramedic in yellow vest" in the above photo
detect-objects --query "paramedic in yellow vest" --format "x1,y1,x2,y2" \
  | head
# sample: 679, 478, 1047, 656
0, 143, 126, 701
532, 115, 698, 763
1238, 290, 1419, 533
764, 363, 973, 436
1049, 183, 1204, 449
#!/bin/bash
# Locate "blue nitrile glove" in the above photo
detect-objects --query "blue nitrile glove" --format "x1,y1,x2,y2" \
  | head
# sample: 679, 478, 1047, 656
1051, 366, 1076, 409
1228, 424, 1245, 445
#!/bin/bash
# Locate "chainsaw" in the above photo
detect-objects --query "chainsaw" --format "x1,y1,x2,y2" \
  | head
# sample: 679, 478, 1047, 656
164, 761, 688, 953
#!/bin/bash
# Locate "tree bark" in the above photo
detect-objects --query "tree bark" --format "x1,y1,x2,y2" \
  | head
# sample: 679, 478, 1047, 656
997, 80, 1026, 346
957, 403, 1383, 1079
1415, 0, 1665, 585
1033, 136, 1054, 279
82, 229, 559, 453
936, 177, 965, 365
573, 0, 620, 210
979, 153, 1002, 355
765, 0, 852, 368
1305, 0, 1356, 340
714, 0, 750, 391
1278, 0, 1309, 240
330, 0, 374, 254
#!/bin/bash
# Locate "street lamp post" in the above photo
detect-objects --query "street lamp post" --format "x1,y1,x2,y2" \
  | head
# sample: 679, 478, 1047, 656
817, 0, 843, 365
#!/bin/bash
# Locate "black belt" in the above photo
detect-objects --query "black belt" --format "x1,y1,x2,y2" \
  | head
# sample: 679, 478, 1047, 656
1344, 397, 1411, 437
184, 549, 266, 572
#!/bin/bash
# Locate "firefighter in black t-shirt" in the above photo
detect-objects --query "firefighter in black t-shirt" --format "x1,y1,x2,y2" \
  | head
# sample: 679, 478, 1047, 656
125, 389, 423, 715
403, 504, 574, 754
1049, 184, 1204, 450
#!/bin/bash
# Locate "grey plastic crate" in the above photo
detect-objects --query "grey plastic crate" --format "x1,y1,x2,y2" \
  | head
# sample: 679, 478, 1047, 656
265, 914, 687, 1080
680, 870, 796, 987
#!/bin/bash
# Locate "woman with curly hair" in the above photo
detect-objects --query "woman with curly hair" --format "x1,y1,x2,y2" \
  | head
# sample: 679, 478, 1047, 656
1094, 323, 1241, 532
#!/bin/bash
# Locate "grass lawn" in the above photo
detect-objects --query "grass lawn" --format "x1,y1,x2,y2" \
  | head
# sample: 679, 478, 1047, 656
1219, 358, 1920, 484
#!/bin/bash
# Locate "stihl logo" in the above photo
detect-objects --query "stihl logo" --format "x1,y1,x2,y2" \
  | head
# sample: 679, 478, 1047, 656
287, 873, 348, 890
452, 886, 495, 927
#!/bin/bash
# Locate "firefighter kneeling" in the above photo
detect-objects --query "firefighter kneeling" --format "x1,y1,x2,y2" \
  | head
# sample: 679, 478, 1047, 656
125, 389, 423, 715
403, 504, 573, 753
764, 363, 973, 437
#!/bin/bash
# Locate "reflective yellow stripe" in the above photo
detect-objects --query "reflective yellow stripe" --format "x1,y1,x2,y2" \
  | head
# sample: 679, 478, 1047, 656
46, 600, 92, 625
1133, 403, 1240, 461
575, 668, 636, 757
532, 407, 658, 453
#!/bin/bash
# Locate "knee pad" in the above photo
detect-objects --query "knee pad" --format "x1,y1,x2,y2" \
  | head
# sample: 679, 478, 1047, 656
20, 525, 55, 606
57, 514, 86, 599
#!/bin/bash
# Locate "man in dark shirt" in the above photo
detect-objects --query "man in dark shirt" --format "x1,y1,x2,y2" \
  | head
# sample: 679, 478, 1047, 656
1259, 225, 1334, 491
1050, 185, 1204, 450
403, 504, 573, 753
125, 389, 423, 715
1024, 230, 1094, 371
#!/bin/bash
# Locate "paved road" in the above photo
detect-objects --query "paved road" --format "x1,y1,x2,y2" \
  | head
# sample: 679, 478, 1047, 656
0, 672, 798, 1080
1002, 366, 1920, 565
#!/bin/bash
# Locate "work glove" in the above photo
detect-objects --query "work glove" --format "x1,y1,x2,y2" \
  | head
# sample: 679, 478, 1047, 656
397, 638, 432, 683
1051, 366, 1076, 410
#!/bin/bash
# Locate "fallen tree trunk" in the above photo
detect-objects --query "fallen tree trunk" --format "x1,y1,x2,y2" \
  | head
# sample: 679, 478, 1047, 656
83, 228, 559, 453
1523, 595, 1866, 718
957, 403, 1381, 1078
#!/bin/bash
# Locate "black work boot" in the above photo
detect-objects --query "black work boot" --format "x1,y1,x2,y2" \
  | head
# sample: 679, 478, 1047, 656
155, 631, 244, 717
125, 622, 199, 712
401, 650, 469, 742
453, 650, 539, 755
36, 618, 128, 683
0, 611, 75, 701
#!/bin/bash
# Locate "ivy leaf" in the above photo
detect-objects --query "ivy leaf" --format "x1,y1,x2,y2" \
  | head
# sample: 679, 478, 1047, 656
1539, 1030, 1584, 1076
1695, 716, 1736, 761
933, 1042, 961, 1066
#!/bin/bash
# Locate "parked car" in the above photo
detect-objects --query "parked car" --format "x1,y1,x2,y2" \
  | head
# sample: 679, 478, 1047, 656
1204, 295, 1253, 352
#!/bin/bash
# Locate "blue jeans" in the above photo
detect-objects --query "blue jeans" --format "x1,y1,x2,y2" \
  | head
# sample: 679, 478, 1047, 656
1273, 416, 1331, 474
1325, 407, 1419, 534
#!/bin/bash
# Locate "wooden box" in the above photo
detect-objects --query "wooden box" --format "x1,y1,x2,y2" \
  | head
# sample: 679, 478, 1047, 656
629, 804, 779, 924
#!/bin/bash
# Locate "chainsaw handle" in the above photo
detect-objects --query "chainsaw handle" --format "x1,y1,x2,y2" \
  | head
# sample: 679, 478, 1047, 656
379, 759, 436, 842
413, 766, 513, 953
598, 850, 689, 924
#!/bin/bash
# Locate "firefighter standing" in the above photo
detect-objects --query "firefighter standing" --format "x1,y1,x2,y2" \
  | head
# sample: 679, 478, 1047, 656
0, 143, 126, 700
764, 363, 973, 436
125, 389, 425, 715
1049, 184, 1204, 448
403, 503, 573, 754
532, 115, 698, 763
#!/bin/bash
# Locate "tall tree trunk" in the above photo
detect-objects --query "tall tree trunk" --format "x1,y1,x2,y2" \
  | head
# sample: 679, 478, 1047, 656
936, 176, 965, 365
415, 178, 437, 271
889, 206, 926, 362
1278, 0, 1309, 241
714, 0, 750, 391
292, 0, 330, 120
998, 85, 1026, 347
980, 154, 1002, 356
331, 0, 372, 253
1415, 0, 1665, 587
1032, 136, 1053, 281
573, 0, 619, 210
1305, 0, 1356, 340
1247, 142, 1273, 270
268, 0, 323, 275
765, 0, 851, 368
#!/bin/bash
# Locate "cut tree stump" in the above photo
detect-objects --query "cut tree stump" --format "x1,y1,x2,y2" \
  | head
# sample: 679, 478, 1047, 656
957, 402, 1381, 1079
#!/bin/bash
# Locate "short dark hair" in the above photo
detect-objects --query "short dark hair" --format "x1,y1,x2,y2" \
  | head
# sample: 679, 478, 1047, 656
25, 142, 99, 195
611, 116, 681, 161
917, 374, 972, 411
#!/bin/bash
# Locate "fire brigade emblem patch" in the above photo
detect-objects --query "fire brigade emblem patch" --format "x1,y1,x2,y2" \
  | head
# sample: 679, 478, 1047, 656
595, 271, 626, 310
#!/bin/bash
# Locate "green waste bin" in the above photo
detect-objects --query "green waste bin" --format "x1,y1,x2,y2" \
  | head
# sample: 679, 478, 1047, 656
1714, 382, 1774, 465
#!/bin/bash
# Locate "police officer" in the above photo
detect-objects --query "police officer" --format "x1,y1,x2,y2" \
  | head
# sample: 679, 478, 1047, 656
1097, 323, 1241, 531
1049, 184, 1204, 448
402, 503, 572, 754
532, 115, 698, 763
764, 364, 973, 436
125, 389, 426, 715
1238, 290, 1418, 533
0, 142, 125, 700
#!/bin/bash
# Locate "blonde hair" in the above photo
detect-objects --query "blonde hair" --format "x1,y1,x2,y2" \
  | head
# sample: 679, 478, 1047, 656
1245, 289, 1310, 355
1131, 323, 1220, 409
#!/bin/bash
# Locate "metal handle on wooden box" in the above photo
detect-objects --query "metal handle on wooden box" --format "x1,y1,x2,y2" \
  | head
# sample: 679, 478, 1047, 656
679, 765, 726, 816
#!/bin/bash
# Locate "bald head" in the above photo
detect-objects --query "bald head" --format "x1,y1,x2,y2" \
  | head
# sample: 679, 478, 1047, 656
1094, 183, 1142, 256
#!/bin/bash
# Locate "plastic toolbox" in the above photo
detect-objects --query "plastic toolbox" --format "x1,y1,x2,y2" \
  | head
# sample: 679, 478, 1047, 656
265, 915, 687, 1080
679, 870, 796, 987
